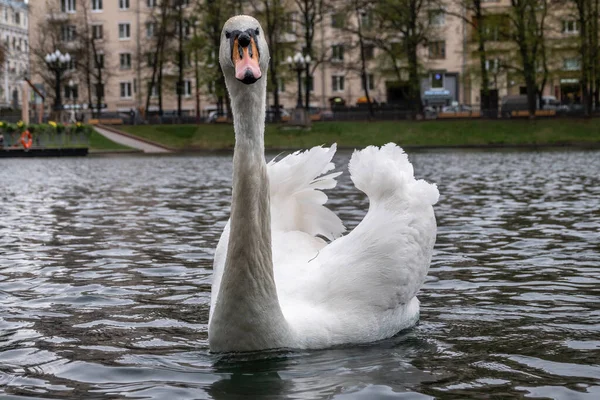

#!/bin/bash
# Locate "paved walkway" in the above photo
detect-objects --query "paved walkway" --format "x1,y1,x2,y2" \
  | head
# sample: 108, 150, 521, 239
94, 126, 172, 153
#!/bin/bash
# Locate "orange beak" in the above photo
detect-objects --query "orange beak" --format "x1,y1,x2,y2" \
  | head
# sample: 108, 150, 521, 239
232, 36, 261, 84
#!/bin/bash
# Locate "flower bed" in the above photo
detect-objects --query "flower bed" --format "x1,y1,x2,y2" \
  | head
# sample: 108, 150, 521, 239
0, 121, 93, 150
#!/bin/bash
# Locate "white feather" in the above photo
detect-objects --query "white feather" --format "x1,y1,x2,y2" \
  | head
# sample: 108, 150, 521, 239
210, 15, 438, 352
212, 142, 438, 349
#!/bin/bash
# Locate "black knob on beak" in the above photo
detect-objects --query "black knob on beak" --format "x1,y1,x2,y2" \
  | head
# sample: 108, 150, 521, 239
238, 32, 251, 47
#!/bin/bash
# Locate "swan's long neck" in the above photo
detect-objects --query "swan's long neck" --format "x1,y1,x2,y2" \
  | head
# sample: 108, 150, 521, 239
209, 80, 292, 352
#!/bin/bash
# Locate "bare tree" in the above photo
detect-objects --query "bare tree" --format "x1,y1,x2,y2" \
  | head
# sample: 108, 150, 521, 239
251, 0, 289, 121
191, 0, 243, 117
506, 0, 549, 116
293, 0, 328, 109
373, 0, 440, 116
29, 1, 77, 114
336, 0, 376, 116
573, 0, 600, 115
143, 1, 175, 117
75, 0, 112, 117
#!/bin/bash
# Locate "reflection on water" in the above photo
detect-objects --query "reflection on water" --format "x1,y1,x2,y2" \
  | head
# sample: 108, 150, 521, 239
0, 149, 599, 399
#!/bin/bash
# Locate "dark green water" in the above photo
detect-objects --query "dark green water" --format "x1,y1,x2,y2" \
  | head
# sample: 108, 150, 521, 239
0, 149, 598, 399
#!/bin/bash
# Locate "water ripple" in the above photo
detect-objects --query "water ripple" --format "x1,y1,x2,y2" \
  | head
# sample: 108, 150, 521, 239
0, 149, 599, 399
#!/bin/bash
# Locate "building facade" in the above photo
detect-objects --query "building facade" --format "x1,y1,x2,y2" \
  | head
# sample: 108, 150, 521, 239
27, 0, 587, 115
1, 0, 28, 108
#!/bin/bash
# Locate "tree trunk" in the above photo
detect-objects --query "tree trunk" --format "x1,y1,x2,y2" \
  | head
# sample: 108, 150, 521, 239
578, 0, 591, 117
475, 0, 489, 97
407, 41, 422, 116
356, 4, 373, 118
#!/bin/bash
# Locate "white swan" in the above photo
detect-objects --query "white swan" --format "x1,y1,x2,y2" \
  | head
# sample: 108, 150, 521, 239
208, 15, 439, 353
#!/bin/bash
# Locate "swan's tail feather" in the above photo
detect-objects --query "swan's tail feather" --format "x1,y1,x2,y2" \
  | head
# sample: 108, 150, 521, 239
349, 143, 439, 206
268, 144, 345, 240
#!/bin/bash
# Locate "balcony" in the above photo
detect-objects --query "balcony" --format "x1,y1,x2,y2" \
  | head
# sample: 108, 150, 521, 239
280, 32, 297, 44
47, 12, 69, 22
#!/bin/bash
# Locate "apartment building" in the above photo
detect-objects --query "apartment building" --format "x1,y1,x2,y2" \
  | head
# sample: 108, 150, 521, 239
28, 1, 583, 115
1, 0, 29, 108
463, 0, 584, 105
28, 0, 201, 115
276, 3, 467, 111
28, 0, 472, 114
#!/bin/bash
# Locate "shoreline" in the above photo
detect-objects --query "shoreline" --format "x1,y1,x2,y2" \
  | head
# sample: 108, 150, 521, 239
87, 141, 600, 156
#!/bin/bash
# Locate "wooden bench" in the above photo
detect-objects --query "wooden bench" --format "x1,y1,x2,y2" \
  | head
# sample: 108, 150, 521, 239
511, 110, 556, 117
438, 111, 481, 119
88, 118, 124, 125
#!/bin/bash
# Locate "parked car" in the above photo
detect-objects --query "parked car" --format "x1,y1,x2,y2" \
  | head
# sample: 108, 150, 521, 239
441, 104, 473, 113
265, 108, 290, 122
500, 95, 529, 117
501, 95, 564, 117
207, 110, 228, 123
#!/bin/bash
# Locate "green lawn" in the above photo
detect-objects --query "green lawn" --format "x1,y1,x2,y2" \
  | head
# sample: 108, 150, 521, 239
119, 119, 600, 151
89, 130, 134, 151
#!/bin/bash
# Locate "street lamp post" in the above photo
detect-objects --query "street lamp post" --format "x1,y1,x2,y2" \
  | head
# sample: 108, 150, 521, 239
192, 19, 201, 124
44, 50, 71, 121
68, 79, 75, 123
287, 52, 312, 126
287, 52, 310, 109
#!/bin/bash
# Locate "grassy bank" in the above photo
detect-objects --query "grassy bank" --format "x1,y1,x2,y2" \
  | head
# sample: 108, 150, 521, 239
89, 130, 133, 151
119, 119, 600, 151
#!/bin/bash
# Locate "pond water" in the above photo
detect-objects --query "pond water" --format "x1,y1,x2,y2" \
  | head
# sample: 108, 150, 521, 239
0, 149, 599, 399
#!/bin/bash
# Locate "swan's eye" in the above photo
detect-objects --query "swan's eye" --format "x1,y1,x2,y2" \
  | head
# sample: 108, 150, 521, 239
225, 31, 231, 39
255, 28, 259, 36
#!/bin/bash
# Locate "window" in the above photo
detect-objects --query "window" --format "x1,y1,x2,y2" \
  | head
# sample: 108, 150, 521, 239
277, 78, 285, 92
360, 11, 372, 29
92, 0, 102, 11
363, 44, 375, 60
147, 0, 157, 6
119, 0, 130, 10
563, 20, 579, 34
148, 82, 158, 97
15, 12, 20, 25
429, 10, 445, 26
332, 44, 344, 62
331, 13, 344, 28
120, 53, 132, 69
146, 52, 155, 67
285, 12, 297, 33
183, 20, 191, 37
183, 80, 192, 96
95, 54, 104, 69
485, 58, 499, 72
332, 75, 345, 92
480, 14, 510, 41
563, 58, 581, 71
428, 41, 445, 59
92, 24, 103, 40
183, 52, 193, 67
304, 75, 314, 91
361, 74, 375, 90
67, 57, 76, 70
94, 83, 104, 98
146, 22, 156, 38
120, 82, 132, 98
119, 23, 131, 39
431, 72, 444, 88
64, 84, 79, 100
61, 25, 77, 42
61, 0, 76, 13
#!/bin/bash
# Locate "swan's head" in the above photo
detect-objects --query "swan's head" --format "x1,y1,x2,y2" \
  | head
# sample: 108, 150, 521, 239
219, 15, 269, 86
